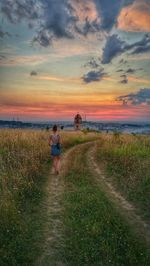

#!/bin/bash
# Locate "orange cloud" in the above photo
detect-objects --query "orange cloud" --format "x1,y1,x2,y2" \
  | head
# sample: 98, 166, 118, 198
36, 75, 65, 82
33, 73, 117, 84
103, 77, 116, 82
0, 54, 51, 66
128, 55, 150, 61
117, 1, 150, 32
72, 0, 99, 23
33, 74, 81, 84
128, 76, 150, 84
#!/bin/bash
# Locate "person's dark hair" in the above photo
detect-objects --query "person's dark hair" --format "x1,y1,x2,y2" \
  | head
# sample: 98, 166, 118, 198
53, 124, 57, 132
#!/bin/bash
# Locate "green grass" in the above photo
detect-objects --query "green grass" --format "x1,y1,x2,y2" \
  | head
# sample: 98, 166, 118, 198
62, 144, 150, 266
0, 129, 99, 265
96, 134, 150, 220
0, 169, 49, 266
0, 130, 50, 266
1, 130, 149, 265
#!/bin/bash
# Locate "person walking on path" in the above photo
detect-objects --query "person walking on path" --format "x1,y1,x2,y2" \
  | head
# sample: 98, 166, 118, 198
49, 125, 61, 175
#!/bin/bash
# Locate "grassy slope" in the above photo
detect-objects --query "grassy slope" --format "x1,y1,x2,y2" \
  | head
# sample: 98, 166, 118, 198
0, 129, 99, 266
63, 144, 150, 266
96, 134, 150, 220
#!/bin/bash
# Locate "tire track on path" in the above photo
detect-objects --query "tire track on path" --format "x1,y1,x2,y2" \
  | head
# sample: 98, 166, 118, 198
87, 143, 150, 246
36, 147, 74, 266
36, 139, 149, 266
36, 141, 93, 266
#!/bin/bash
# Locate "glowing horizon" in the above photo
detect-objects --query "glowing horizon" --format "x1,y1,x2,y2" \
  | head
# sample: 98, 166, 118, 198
0, 0, 150, 122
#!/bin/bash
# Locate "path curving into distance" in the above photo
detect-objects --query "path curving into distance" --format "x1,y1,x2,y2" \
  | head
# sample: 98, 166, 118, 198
36, 140, 149, 266
36, 142, 93, 266
87, 141, 150, 246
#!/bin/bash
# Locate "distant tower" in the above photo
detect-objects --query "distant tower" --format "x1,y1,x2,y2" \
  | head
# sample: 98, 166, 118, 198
74, 113, 82, 130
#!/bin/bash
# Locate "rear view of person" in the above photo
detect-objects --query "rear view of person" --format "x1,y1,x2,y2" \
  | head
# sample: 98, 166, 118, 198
49, 125, 61, 175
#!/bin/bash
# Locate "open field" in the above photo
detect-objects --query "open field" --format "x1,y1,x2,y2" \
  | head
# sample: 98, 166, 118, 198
0, 129, 99, 265
0, 129, 150, 265
63, 143, 149, 266
96, 133, 150, 220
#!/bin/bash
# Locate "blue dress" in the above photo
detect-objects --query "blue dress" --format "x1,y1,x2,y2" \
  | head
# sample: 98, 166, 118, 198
50, 133, 61, 156
51, 144, 61, 156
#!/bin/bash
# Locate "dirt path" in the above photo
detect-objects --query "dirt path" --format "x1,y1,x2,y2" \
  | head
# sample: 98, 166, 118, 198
36, 147, 74, 266
87, 142, 150, 245
36, 142, 93, 266
36, 140, 149, 266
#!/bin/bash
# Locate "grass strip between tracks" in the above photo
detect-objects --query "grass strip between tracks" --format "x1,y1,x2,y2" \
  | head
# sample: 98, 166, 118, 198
62, 143, 150, 266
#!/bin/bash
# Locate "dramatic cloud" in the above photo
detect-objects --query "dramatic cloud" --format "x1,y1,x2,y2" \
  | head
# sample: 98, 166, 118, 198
72, 0, 98, 23
117, 88, 150, 105
117, 0, 150, 32
101, 34, 125, 64
33, 30, 53, 47
32, 0, 77, 46
101, 34, 150, 64
1, 0, 75, 46
1, 0, 97, 46
0, 0, 136, 47
74, 18, 101, 36
82, 69, 107, 83
130, 35, 150, 54
84, 58, 100, 69
94, 0, 134, 31
30, 70, 37, 76
72, 0, 101, 36
1, 0, 41, 23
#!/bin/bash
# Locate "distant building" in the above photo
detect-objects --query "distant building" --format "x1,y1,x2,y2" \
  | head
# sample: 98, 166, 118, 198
74, 113, 82, 130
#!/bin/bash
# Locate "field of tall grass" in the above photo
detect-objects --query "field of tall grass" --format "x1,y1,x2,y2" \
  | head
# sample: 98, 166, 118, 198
63, 143, 150, 266
97, 133, 150, 220
0, 129, 149, 265
0, 129, 99, 265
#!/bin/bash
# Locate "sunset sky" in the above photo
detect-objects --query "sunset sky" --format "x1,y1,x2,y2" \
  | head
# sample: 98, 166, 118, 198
0, 0, 150, 122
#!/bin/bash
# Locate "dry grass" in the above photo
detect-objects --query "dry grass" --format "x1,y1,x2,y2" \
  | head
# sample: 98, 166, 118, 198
0, 129, 49, 212
63, 142, 150, 266
97, 133, 150, 220
0, 128, 99, 265
0, 129, 149, 265
0, 129, 99, 210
